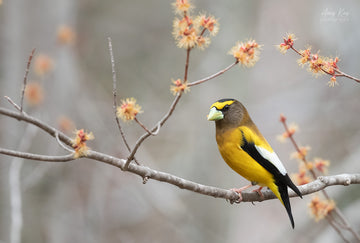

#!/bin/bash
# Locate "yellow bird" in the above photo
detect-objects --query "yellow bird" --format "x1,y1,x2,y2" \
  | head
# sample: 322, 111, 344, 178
207, 98, 302, 228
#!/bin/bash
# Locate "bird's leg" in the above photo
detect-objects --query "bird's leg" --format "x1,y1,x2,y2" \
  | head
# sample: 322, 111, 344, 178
252, 186, 264, 201
230, 184, 253, 201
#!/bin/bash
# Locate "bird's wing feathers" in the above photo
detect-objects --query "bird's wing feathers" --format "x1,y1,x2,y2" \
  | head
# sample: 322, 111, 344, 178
239, 127, 287, 176
254, 145, 287, 175
239, 127, 302, 228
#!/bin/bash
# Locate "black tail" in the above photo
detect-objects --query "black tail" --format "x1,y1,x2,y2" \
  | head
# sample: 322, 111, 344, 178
276, 175, 302, 229
277, 180, 295, 228
285, 174, 303, 199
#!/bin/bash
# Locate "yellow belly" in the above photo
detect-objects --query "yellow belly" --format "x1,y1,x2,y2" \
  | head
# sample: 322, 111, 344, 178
216, 129, 274, 187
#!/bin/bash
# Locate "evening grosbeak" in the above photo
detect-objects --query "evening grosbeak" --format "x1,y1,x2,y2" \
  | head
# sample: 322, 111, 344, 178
208, 98, 302, 228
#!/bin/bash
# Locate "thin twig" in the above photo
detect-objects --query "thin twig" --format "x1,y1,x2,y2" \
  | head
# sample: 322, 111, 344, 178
188, 61, 238, 87
325, 215, 350, 243
108, 37, 129, 149
336, 70, 360, 83
281, 116, 317, 179
134, 117, 158, 136
20, 48, 36, 112
107, 37, 140, 165
152, 122, 161, 136
55, 131, 74, 153
184, 47, 191, 82
159, 92, 182, 127
199, 27, 207, 37
4, 96, 22, 112
290, 46, 302, 56
332, 206, 360, 241
289, 46, 360, 83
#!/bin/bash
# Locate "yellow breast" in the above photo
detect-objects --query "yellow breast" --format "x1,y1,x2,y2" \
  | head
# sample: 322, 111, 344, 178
216, 128, 274, 186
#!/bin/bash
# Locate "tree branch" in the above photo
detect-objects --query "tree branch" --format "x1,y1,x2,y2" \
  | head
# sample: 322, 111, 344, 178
86, 150, 360, 203
289, 45, 360, 84
1, 107, 359, 204
9, 124, 37, 243
1, 145, 360, 203
20, 48, 36, 112
107, 37, 135, 158
0, 148, 74, 162
0, 107, 73, 146
187, 61, 238, 87
124, 93, 182, 169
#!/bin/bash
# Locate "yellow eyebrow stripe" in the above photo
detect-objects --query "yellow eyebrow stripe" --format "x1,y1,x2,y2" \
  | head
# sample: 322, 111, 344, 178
211, 100, 235, 110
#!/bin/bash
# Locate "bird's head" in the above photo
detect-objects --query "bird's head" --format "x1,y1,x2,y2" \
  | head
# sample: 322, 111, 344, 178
207, 98, 248, 128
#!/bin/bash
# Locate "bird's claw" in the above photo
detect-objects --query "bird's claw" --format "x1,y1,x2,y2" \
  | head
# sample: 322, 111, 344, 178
227, 193, 242, 204
252, 186, 265, 201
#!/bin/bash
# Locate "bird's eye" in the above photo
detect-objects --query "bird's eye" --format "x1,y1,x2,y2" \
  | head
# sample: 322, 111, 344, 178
222, 105, 230, 111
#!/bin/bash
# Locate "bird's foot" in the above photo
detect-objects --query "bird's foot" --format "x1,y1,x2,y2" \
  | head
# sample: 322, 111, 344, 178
252, 186, 265, 201
230, 184, 253, 202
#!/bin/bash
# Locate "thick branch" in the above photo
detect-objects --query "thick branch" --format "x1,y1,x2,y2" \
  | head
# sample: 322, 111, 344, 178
86, 151, 360, 202
1, 107, 359, 203
2, 146, 359, 203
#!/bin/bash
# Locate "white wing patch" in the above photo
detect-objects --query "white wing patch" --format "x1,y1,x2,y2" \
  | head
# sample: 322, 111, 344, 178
255, 145, 287, 175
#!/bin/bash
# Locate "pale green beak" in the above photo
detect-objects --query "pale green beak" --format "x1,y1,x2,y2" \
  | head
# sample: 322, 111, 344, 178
207, 107, 224, 121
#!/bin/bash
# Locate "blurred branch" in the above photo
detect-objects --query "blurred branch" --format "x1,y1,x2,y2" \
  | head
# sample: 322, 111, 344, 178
20, 48, 36, 112
9, 158, 23, 243
10, 124, 37, 243
280, 114, 360, 242
1, 107, 359, 205
184, 47, 191, 82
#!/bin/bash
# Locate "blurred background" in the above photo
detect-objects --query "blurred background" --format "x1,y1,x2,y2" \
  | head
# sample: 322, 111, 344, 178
1, 0, 360, 242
